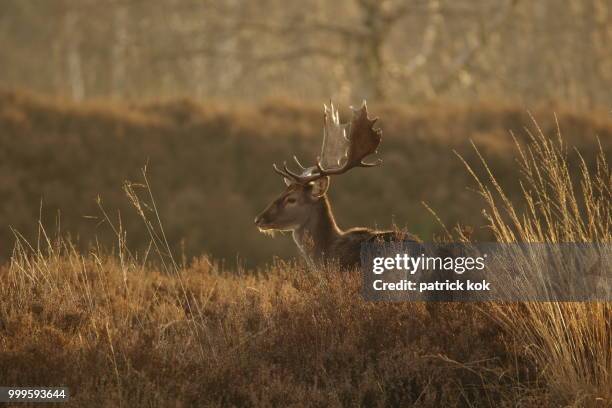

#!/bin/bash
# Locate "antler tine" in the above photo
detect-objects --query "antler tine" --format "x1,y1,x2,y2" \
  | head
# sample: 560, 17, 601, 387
273, 160, 323, 184
282, 161, 305, 179
358, 158, 382, 167
272, 163, 294, 180
293, 155, 306, 170
272, 162, 302, 180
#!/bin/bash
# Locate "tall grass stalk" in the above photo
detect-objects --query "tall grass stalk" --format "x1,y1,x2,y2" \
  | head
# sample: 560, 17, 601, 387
459, 115, 611, 405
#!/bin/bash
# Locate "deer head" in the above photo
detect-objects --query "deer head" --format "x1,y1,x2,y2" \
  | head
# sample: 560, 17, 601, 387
254, 101, 382, 233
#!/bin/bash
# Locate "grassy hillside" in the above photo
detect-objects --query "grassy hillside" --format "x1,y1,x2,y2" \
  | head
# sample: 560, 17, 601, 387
0, 250, 542, 407
1, 89, 611, 267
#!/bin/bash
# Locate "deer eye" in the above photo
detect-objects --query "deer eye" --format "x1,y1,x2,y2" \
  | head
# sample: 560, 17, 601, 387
285, 197, 297, 205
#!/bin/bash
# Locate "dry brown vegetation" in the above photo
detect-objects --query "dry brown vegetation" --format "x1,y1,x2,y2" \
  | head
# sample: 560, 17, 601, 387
1, 89, 611, 267
0, 250, 533, 407
0, 100, 609, 406
458, 120, 611, 406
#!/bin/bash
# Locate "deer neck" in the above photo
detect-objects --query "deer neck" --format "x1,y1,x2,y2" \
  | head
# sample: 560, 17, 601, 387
292, 195, 341, 267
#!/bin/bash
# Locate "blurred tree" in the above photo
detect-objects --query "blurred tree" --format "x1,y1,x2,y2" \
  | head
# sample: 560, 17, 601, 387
111, 5, 128, 99
0, 0, 609, 107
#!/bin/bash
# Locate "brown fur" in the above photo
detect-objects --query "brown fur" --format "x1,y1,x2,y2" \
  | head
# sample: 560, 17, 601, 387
255, 182, 419, 269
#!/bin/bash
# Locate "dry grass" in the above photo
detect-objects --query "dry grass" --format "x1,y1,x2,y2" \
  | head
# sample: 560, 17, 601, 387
457, 116, 611, 405
2, 240, 540, 407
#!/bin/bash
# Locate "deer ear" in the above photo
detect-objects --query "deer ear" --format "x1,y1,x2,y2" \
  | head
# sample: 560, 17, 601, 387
283, 177, 293, 187
309, 177, 330, 198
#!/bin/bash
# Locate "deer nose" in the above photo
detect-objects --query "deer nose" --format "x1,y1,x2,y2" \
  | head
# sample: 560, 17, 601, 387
254, 215, 263, 226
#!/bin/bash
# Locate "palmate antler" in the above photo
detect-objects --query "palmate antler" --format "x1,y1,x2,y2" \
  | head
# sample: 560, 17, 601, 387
273, 101, 382, 184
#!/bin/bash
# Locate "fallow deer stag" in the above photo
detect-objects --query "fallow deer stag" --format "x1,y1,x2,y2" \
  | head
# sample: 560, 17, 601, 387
255, 101, 419, 269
